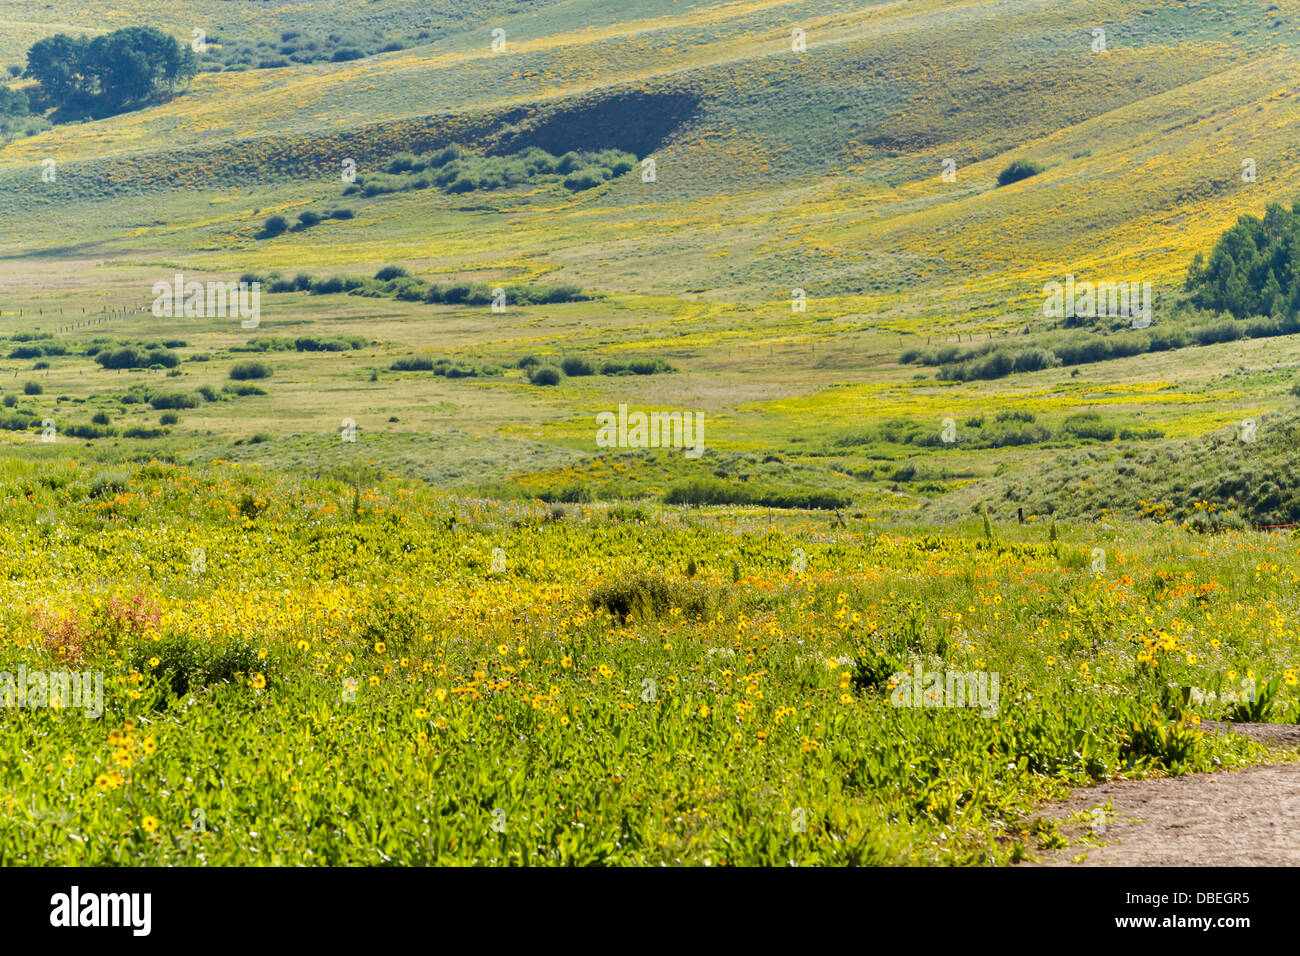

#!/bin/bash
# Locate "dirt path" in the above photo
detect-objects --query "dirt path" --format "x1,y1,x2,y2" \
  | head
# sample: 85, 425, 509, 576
1026, 723, 1300, 866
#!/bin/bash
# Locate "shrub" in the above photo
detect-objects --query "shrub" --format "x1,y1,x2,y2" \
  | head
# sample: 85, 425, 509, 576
538, 483, 593, 503
159, 412, 179, 425
310, 275, 347, 295
95, 346, 177, 370
0, 412, 33, 430
1189, 321, 1243, 346
528, 365, 563, 386
560, 356, 595, 376
23, 381, 42, 395
600, 358, 675, 376
148, 392, 199, 410
224, 384, 267, 397
259, 215, 289, 238
229, 361, 273, 380
588, 570, 724, 623
607, 504, 649, 522
375, 265, 408, 281
997, 159, 1044, 186
88, 471, 129, 498
129, 633, 270, 700
663, 479, 850, 511
62, 423, 114, 439
564, 169, 608, 191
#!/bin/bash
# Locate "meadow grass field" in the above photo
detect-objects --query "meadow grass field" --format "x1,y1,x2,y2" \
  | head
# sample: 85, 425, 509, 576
3, 456, 1296, 865
2, 0, 1300, 867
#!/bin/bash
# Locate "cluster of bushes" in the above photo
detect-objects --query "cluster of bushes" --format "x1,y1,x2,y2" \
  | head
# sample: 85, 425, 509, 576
246, 268, 591, 308
9, 340, 69, 359
231, 334, 367, 353
975, 414, 1300, 529
93, 345, 180, 370
193, 24, 425, 73
127, 633, 269, 700
902, 314, 1298, 382
9, 337, 188, 368
62, 422, 116, 439
536, 484, 594, 504
663, 479, 850, 511
256, 208, 354, 239
517, 354, 675, 385
0, 411, 171, 440
344, 144, 637, 197
23, 27, 196, 119
117, 382, 264, 409
837, 411, 1164, 452
557, 355, 676, 377
0, 408, 38, 430
905, 202, 1300, 384
389, 357, 501, 378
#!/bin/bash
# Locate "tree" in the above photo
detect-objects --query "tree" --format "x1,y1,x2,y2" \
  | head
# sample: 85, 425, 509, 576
24, 33, 91, 107
0, 84, 29, 117
23, 26, 191, 118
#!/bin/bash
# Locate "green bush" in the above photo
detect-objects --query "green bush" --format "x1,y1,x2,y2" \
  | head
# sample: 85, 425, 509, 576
588, 570, 724, 623
528, 365, 563, 386
997, 159, 1044, 186
229, 360, 273, 380
148, 391, 199, 410
663, 479, 850, 511
129, 633, 271, 701
87, 471, 129, 498
62, 423, 114, 439
391, 356, 435, 371
259, 215, 289, 238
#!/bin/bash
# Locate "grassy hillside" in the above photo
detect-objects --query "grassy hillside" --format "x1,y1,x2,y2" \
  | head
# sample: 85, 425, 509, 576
4, 0, 1300, 868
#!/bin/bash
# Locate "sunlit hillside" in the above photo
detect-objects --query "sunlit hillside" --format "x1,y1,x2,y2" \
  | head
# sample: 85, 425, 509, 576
1, 0, 1298, 512
5, 0, 1300, 879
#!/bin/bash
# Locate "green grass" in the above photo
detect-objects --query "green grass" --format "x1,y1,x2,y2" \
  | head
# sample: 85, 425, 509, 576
0, 457, 1288, 865
3, 0, 1300, 865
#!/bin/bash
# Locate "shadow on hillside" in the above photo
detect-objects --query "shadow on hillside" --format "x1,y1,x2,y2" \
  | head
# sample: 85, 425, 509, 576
491, 88, 703, 157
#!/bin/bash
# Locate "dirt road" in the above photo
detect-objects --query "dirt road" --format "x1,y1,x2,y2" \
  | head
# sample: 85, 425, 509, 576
1027, 723, 1300, 866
